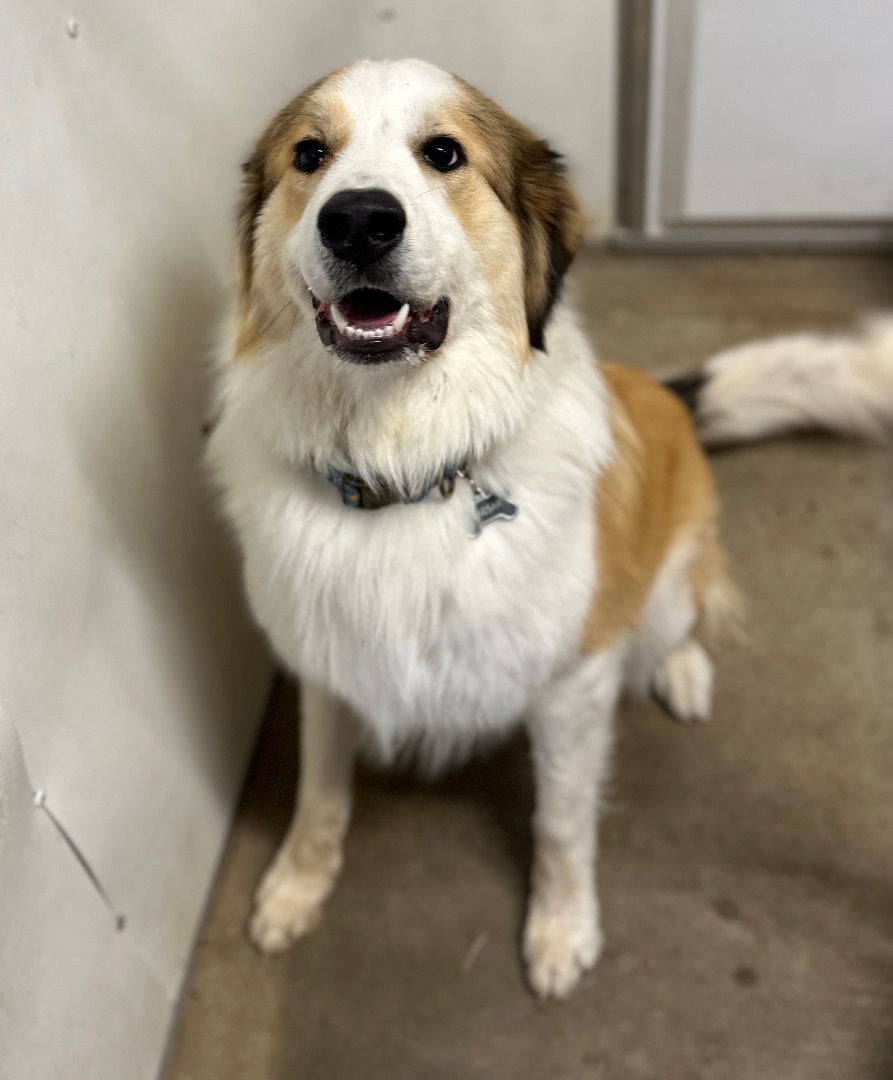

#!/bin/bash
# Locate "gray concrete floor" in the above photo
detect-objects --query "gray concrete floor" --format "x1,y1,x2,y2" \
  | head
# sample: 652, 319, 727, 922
167, 254, 893, 1080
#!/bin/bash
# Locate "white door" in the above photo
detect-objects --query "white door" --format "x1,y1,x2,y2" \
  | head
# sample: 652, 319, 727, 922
645, 0, 893, 243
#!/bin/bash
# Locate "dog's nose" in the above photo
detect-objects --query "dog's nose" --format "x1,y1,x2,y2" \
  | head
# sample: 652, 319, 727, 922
317, 188, 406, 268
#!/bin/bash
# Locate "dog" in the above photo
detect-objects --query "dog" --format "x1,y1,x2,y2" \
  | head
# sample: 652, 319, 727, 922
207, 58, 893, 999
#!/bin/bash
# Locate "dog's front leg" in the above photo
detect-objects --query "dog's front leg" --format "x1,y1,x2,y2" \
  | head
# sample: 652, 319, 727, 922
250, 681, 358, 953
523, 648, 623, 999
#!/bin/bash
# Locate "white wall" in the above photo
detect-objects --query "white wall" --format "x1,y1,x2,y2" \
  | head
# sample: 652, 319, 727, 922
0, 3, 616, 1077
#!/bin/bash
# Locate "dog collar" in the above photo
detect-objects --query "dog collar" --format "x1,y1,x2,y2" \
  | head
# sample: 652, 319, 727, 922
325, 463, 461, 510
322, 462, 520, 536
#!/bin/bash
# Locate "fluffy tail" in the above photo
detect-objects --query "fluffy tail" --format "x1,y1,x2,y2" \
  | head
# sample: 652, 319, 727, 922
665, 315, 893, 447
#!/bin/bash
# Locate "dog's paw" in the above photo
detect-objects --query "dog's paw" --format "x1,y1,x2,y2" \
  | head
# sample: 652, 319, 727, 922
652, 638, 714, 723
249, 855, 336, 954
523, 901, 602, 1000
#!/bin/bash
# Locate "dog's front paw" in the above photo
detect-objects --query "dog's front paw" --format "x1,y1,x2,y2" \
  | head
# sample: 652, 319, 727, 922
249, 854, 337, 954
523, 900, 602, 1000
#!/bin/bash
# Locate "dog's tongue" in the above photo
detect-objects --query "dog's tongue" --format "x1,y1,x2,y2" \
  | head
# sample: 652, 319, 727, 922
337, 288, 405, 330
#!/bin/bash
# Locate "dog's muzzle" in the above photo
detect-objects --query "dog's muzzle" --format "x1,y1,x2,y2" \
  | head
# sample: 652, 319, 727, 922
312, 187, 449, 363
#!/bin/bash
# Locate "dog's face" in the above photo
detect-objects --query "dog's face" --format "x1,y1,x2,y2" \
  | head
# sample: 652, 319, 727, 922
238, 60, 584, 368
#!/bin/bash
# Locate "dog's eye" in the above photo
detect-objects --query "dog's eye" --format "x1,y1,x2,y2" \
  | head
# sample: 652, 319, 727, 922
422, 136, 465, 173
294, 139, 327, 174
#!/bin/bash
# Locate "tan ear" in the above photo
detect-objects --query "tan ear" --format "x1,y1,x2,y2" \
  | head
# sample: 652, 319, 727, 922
236, 75, 333, 304
515, 144, 586, 351
459, 81, 586, 350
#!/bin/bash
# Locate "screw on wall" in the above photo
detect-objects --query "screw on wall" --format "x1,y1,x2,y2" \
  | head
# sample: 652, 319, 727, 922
66, 17, 79, 38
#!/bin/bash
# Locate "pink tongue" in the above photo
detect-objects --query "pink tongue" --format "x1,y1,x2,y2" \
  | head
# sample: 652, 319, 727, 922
339, 295, 401, 330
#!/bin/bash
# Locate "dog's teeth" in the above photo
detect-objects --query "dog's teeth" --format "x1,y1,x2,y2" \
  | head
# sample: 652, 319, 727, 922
393, 303, 410, 333
332, 305, 410, 343
331, 303, 348, 333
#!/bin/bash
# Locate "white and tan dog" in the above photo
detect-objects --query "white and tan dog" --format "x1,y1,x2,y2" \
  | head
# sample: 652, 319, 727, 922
208, 59, 893, 998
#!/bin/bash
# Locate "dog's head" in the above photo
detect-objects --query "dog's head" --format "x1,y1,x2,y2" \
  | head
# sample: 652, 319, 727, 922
237, 59, 585, 368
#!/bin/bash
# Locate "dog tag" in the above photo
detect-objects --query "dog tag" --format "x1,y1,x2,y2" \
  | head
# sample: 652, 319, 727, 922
469, 488, 519, 538
456, 468, 519, 538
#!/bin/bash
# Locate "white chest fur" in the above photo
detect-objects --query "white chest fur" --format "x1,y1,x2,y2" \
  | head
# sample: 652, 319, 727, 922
209, 312, 612, 769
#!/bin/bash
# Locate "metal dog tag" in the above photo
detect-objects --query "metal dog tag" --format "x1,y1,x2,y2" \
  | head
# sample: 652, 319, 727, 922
470, 489, 519, 537
455, 468, 519, 537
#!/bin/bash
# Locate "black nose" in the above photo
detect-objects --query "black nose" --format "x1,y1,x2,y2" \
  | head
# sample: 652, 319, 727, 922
317, 188, 406, 268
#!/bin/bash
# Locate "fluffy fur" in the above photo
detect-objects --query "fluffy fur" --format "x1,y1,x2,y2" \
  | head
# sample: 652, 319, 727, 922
207, 59, 892, 1000
677, 315, 893, 447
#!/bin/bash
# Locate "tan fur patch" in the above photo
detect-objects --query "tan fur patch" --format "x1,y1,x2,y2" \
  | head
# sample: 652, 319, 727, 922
236, 72, 351, 358
450, 78, 586, 351
582, 364, 726, 653
436, 100, 529, 359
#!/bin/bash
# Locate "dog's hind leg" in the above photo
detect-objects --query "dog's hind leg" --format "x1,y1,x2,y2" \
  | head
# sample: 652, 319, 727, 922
647, 527, 739, 724
523, 647, 624, 999
250, 681, 358, 953
652, 637, 714, 723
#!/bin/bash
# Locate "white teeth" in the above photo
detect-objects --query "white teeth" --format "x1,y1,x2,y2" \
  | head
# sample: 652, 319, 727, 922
393, 303, 410, 334
337, 324, 381, 340
332, 301, 410, 343
331, 303, 348, 332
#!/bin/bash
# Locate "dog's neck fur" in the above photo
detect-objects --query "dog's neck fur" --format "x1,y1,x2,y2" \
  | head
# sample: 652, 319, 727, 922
227, 296, 579, 495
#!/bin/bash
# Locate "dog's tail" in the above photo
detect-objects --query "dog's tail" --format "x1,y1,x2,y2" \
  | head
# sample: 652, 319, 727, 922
665, 315, 893, 447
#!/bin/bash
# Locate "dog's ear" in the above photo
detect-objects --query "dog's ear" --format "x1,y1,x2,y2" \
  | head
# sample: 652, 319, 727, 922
514, 142, 586, 351
461, 82, 586, 351
237, 144, 273, 299
236, 77, 330, 305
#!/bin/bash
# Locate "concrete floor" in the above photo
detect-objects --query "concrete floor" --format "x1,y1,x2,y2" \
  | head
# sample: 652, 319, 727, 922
167, 254, 893, 1080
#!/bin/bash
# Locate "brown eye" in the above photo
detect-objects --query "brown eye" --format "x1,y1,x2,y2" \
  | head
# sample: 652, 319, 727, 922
422, 136, 465, 173
294, 139, 327, 173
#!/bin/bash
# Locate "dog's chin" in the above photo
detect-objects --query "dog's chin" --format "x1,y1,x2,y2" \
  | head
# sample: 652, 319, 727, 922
312, 287, 450, 365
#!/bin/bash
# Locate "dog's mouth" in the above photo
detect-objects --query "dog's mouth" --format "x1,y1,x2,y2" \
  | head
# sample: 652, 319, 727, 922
312, 288, 450, 363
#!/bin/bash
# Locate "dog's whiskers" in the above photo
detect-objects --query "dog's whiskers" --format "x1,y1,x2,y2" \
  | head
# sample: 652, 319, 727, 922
287, 307, 299, 366
255, 300, 295, 340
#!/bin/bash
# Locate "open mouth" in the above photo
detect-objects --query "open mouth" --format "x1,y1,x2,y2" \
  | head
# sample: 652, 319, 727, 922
312, 288, 450, 362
